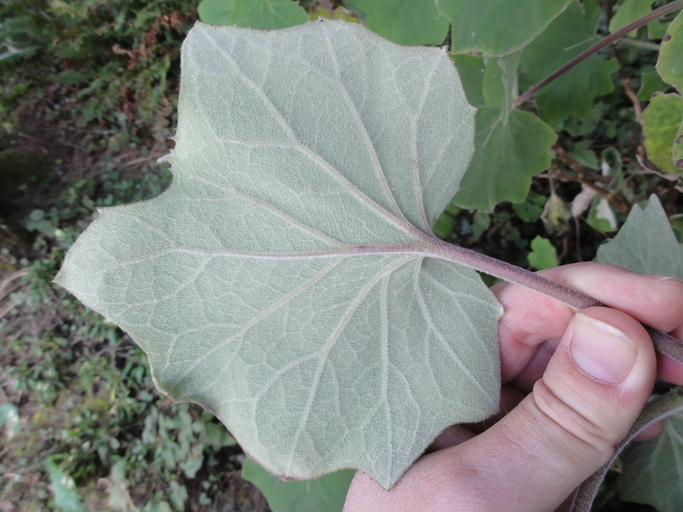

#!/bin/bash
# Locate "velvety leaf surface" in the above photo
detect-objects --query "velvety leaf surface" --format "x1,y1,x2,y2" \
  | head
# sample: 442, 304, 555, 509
596, 195, 683, 512
242, 459, 354, 512
520, 0, 619, 123
353, 0, 449, 46
640, 93, 683, 173
198, 0, 308, 29
596, 195, 683, 280
619, 414, 683, 512
55, 21, 503, 489
436, 0, 572, 56
451, 107, 557, 210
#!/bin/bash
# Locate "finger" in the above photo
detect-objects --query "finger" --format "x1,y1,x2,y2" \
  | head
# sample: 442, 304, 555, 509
493, 263, 683, 383
344, 307, 657, 512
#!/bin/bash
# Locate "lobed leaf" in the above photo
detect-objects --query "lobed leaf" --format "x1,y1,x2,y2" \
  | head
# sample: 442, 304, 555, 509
55, 20, 503, 489
639, 93, 683, 174
658, 11, 683, 93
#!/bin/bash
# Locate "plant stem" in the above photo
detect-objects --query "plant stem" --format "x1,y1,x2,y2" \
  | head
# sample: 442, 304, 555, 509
431, 238, 683, 364
512, 0, 683, 108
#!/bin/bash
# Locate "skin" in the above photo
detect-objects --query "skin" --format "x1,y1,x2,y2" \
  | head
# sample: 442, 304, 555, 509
344, 263, 683, 512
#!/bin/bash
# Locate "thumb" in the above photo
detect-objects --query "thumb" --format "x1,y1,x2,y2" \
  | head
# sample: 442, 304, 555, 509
344, 307, 657, 512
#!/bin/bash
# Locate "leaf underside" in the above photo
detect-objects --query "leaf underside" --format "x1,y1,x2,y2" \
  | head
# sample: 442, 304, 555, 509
55, 20, 503, 489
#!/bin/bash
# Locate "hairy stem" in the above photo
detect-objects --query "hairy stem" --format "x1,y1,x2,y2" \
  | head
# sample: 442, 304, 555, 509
571, 386, 683, 512
431, 238, 683, 365
512, 0, 683, 108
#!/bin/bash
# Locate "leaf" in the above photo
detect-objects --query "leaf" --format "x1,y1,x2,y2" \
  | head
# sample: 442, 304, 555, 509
657, 11, 683, 93
352, 0, 449, 46
609, 0, 653, 37
450, 54, 486, 107
55, 20, 503, 489
593, 196, 683, 512
451, 107, 557, 210
436, 0, 572, 56
519, 0, 620, 124
657, 11, 683, 169
596, 194, 683, 278
198, 0, 308, 29
639, 93, 683, 173
637, 69, 669, 101
619, 414, 683, 512
243, 458, 354, 512
527, 236, 558, 270
45, 456, 86, 512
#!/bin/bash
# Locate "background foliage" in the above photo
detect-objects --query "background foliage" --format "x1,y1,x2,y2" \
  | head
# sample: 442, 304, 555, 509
1, 0, 682, 511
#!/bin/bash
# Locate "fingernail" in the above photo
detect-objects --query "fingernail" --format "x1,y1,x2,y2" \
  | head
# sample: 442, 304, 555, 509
570, 313, 637, 384
645, 274, 683, 283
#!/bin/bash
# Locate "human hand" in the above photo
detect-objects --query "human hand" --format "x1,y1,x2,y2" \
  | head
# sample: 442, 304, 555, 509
343, 263, 683, 512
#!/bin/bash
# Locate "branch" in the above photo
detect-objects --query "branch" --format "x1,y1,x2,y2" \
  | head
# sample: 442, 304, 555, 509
512, 0, 683, 108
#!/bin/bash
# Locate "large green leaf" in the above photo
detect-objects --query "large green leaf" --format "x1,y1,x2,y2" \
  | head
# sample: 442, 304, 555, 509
609, 0, 653, 36
520, 0, 619, 124
352, 0, 449, 46
436, 0, 572, 56
242, 459, 354, 512
198, 0, 308, 29
657, 11, 683, 171
640, 93, 683, 174
451, 107, 557, 210
658, 11, 683, 93
55, 21, 502, 489
595, 195, 683, 512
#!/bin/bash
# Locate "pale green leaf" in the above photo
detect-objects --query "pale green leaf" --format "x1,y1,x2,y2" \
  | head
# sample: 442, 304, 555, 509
596, 194, 683, 278
527, 236, 558, 270
640, 92, 683, 173
520, 0, 619, 123
353, 0, 449, 46
198, 0, 308, 29
243, 459, 354, 512
45, 456, 86, 512
595, 195, 683, 512
55, 21, 502, 489
620, 414, 683, 512
451, 107, 557, 210
436, 0, 572, 56
657, 11, 683, 93
609, 0, 653, 37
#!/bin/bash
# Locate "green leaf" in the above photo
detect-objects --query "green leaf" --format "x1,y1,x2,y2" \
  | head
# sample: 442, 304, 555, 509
198, 0, 308, 29
527, 236, 558, 270
657, 11, 683, 93
352, 0, 449, 46
450, 54, 486, 107
675, 120, 683, 171
595, 195, 683, 512
451, 107, 557, 210
609, 0, 653, 37
55, 21, 502, 489
637, 69, 669, 101
620, 414, 683, 512
0, 403, 20, 440
45, 456, 86, 512
639, 92, 683, 173
520, 0, 619, 123
243, 459, 354, 512
596, 195, 683, 278
436, 0, 572, 56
